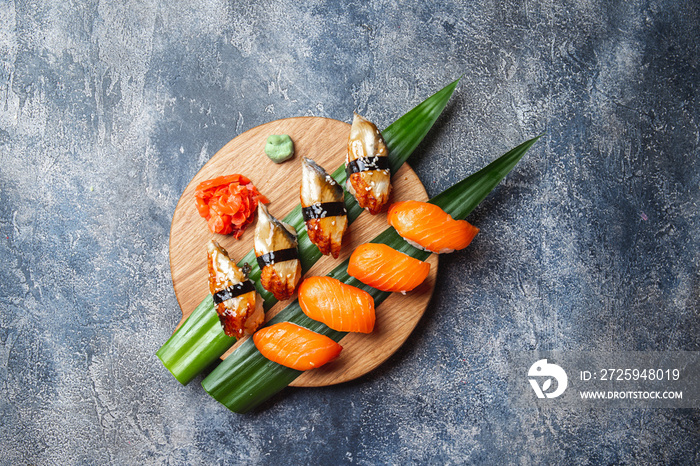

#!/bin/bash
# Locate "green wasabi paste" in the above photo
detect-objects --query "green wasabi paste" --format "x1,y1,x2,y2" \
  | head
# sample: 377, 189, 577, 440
264, 134, 294, 163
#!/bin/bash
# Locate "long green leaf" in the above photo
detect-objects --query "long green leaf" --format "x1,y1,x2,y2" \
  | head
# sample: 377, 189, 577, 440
202, 135, 543, 412
157, 79, 460, 385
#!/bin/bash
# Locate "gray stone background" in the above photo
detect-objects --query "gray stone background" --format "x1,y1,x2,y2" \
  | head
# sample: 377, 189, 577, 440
1, 0, 698, 464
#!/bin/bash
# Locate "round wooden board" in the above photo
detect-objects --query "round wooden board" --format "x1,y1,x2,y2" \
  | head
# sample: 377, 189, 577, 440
169, 116, 437, 387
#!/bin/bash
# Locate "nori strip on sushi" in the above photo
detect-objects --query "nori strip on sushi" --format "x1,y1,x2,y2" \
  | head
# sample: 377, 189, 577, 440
301, 202, 347, 220
255, 248, 299, 269
212, 281, 257, 304
345, 156, 390, 175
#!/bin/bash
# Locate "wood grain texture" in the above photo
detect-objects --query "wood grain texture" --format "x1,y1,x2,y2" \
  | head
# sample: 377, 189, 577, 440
169, 117, 437, 387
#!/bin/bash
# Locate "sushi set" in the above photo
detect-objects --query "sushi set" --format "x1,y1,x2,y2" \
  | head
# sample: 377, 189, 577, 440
160, 79, 540, 412
168, 116, 440, 387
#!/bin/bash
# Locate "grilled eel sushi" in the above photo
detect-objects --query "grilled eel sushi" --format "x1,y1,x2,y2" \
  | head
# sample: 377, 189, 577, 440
207, 240, 264, 338
254, 203, 302, 301
345, 113, 391, 214
300, 157, 348, 258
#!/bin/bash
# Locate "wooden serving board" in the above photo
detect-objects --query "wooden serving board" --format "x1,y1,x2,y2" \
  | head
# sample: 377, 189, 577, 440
169, 117, 437, 387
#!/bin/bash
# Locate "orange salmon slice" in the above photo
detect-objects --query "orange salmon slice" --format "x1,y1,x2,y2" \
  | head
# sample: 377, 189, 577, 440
347, 243, 431, 293
298, 276, 375, 333
253, 322, 342, 371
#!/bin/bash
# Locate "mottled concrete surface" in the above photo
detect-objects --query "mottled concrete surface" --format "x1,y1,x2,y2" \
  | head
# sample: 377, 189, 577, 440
1, 0, 699, 464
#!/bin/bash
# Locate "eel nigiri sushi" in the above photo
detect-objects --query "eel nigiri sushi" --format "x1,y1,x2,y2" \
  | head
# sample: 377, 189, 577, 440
387, 200, 479, 254
207, 240, 264, 338
298, 276, 375, 333
347, 243, 431, 293
253, 322, 343, 371
345, 113, 391, 214
254, 204, 302, 301
300, 157, 348, 258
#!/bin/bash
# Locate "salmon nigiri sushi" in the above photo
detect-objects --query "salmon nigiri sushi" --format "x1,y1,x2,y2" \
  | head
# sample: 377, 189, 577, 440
253, 322, 342, 371
387, 200, 479, 254
298, 276, 375, 333
347, 243, 431, 293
